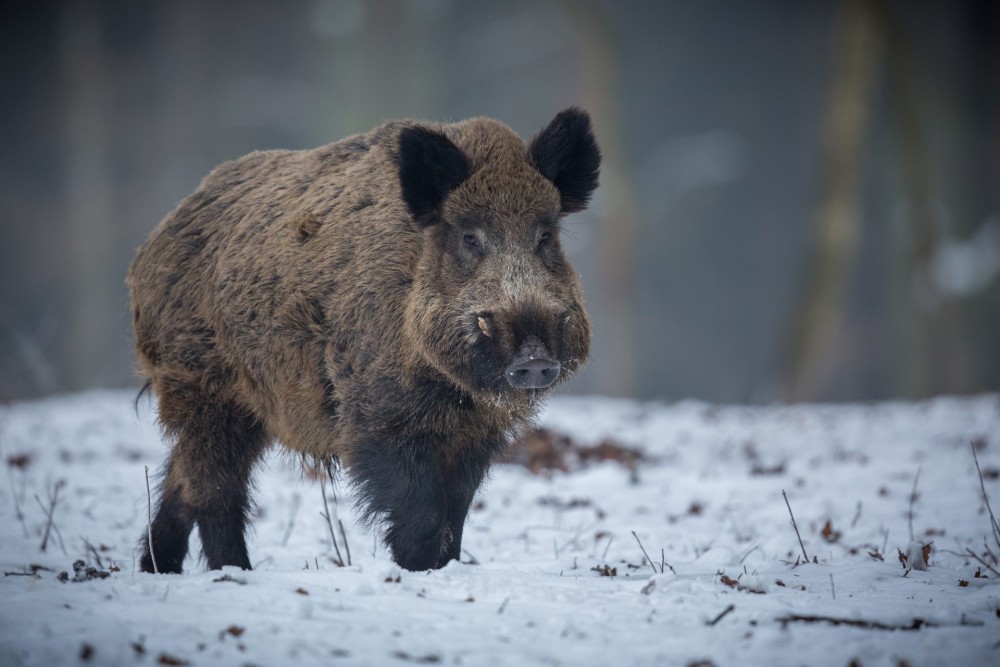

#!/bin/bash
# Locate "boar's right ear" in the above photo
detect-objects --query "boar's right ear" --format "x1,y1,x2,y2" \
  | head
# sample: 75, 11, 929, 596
398, 127, 471, 227
529, 107, 601, 214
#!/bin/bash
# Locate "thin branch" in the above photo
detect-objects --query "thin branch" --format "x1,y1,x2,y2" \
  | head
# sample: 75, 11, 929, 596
280, 492, 301, 548
36, 480, 66, 555
81, 537, 104, 569
850, 501, 863, 529
7, 466, 29, 538
631, 531, 659, 575
319, 475, 345, 567
338, 519, 352, 567
327, 464, 351, 567
144, 466, 159, 574
782, 490, 810, 563
707, 604, 735, 627
940, 547, 1000, 578
778, 614, 944, 631
970, 442, 1000, 551
907, 467, 922, 543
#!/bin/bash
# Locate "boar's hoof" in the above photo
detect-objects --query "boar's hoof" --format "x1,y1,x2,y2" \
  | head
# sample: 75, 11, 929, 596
505, 357, 561, 389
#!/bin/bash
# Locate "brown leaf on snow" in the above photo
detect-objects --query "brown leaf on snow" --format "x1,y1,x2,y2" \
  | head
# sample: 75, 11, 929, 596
591, 564, 617, 577
820, 520, 842, 543
157, 654, 190, 666
958, 580, 970, 587
718, 572, 765, 594
6, 453, 31, 469
223, 625, 245, 638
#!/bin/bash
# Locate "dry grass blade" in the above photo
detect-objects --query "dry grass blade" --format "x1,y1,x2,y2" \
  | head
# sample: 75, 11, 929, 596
144, 466, 159, 574
319, 474, 345, 567
907, 467, 922, 543
970, 442, 1000, 552
782, 490, 809, 563
631, 531, 659, 575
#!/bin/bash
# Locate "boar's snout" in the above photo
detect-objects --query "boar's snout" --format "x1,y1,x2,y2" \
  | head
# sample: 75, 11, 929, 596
505, 337, 561, 389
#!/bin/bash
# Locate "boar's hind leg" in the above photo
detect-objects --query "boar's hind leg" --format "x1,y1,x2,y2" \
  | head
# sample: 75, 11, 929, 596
142, 385, 266, 573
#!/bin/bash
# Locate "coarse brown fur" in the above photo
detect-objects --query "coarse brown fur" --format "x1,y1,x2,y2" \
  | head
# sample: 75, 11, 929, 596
129, 108, 600, 572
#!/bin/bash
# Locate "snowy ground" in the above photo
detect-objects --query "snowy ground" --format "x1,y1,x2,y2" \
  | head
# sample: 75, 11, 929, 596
1, 390, 999, 667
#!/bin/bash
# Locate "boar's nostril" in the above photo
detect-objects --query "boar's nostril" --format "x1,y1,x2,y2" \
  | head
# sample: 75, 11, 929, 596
505, 357, 561, 389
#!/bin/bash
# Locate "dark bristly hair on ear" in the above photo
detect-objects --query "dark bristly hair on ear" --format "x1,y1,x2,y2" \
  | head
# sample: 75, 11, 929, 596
398, 127, 471, 226
529, 107, 601, 214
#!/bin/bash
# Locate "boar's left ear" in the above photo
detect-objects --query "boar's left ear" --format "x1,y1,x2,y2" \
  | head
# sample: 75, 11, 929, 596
398, 126, 471, 226
529, 107, 601, 214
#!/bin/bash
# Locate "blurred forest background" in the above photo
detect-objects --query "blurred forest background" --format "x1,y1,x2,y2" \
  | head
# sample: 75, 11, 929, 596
1, 0, 998, 404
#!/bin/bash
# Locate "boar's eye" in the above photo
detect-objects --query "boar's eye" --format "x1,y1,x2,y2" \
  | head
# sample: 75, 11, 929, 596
463, 233, 484, 255
538, 231, 551, 248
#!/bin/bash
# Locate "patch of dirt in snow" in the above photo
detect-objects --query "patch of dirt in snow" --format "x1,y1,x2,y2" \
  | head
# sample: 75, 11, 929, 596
2, 390, 1000, 666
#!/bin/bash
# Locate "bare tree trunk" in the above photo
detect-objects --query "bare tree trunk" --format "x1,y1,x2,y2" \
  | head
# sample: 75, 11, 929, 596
575, 1, 638, 397
785, 0, 882, 401
876, 0, 967, 397
59, 3, 115, 390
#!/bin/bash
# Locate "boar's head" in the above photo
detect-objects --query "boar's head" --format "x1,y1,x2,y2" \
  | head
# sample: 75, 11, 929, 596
399, 108, 599, 400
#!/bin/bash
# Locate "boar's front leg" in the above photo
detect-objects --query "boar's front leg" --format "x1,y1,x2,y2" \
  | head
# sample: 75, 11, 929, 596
353, 433, 494, 570
351, 434, 460, 571
436, 446, 495, 568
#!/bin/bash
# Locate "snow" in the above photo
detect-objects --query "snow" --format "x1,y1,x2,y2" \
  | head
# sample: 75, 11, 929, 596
2, 390, 999, 666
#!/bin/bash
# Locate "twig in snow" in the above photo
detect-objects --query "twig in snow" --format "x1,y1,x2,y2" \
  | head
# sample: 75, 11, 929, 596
338, 519, 352, 567
907, 467, 922, 542
319, 474, 345, 567
6, 466, 29, 538
280, 492, 301, 547
940, 547, 1000, 578
81, 537, 104, 569
970, 441, 1000, 551
35, 479, 66, 555
777, 614, 943, 631
326, 464, 352, 566
850, 501, 863, 529
707, 604, 735, 627
144, 466, 159, 574
829, 573, 836, 600
782, 490, 809, 563
601, 536, 614, 561
631, 531, 658, 574
497, 597, 510, 614
461, 548, 480, 565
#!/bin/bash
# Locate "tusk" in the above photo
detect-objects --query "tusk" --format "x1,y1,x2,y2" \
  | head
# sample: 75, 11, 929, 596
477, 317, 491, 337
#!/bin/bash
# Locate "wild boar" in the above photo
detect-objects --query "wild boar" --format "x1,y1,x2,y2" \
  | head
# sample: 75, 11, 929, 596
129, 108, 600, 572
